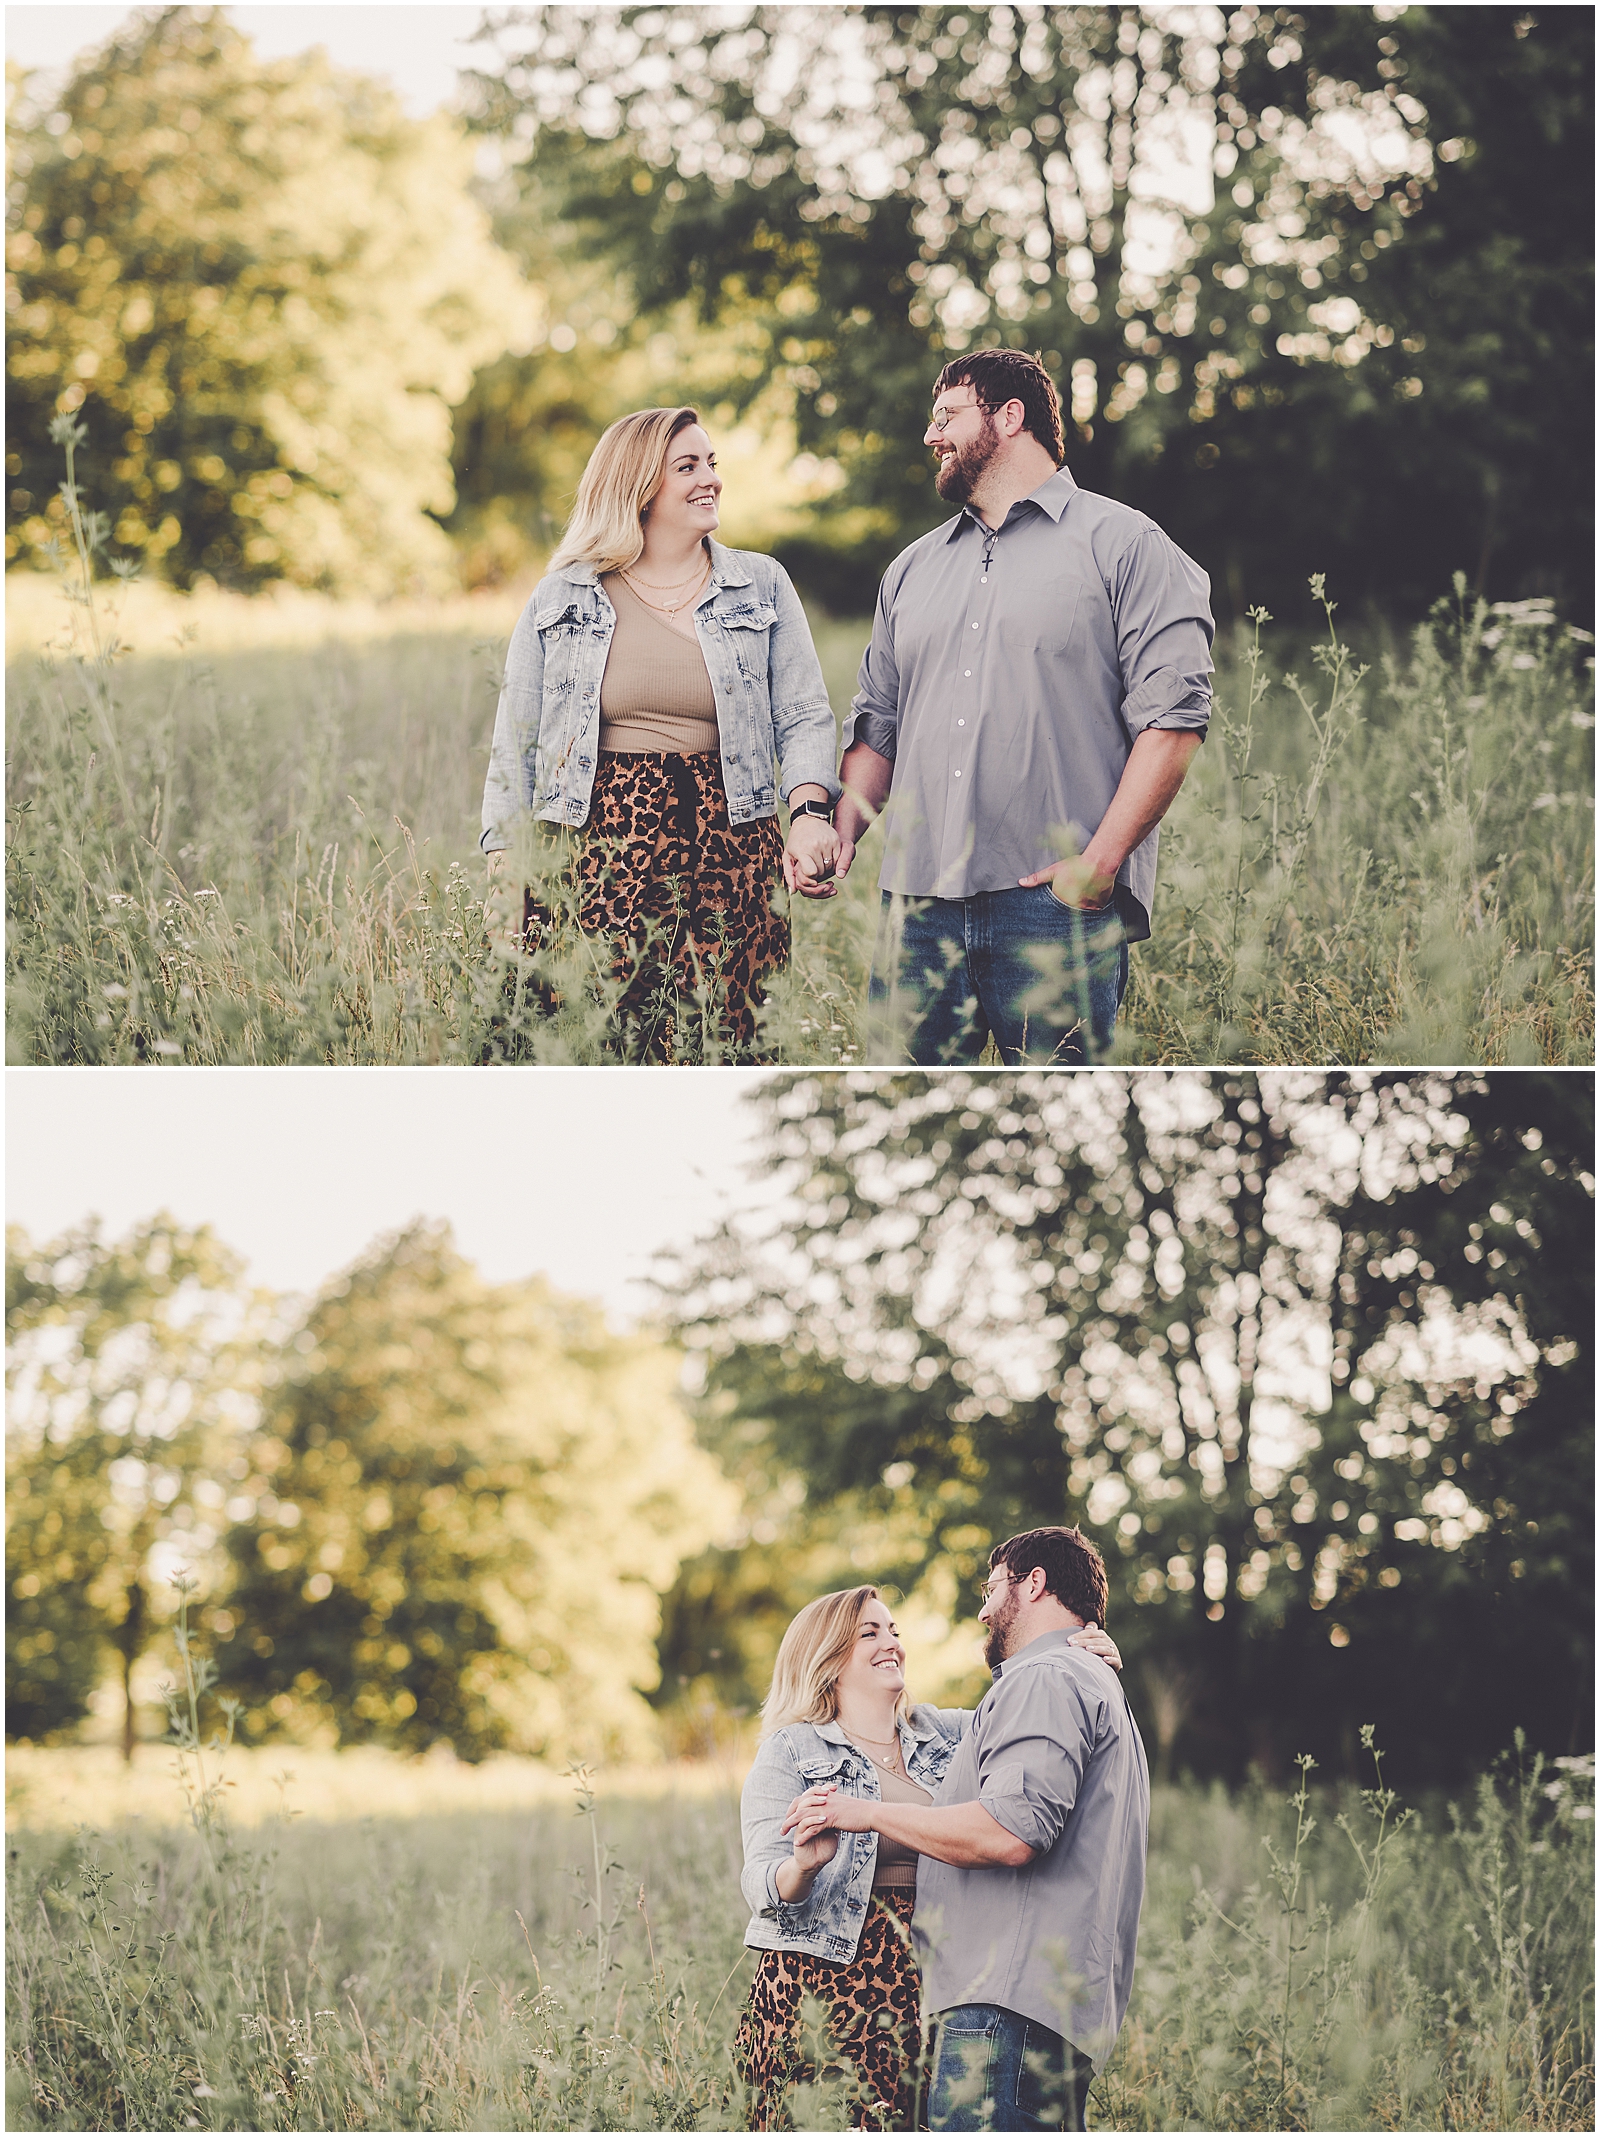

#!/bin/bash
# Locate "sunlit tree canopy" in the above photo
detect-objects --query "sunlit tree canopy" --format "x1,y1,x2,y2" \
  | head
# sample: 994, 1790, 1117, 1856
6, 7, 528, 593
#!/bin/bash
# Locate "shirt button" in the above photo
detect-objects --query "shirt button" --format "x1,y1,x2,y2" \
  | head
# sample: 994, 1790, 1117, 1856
958, 718, 966, 726
954, 768, 962, 777
971, 620, 979, 629
964, 669, 972, 677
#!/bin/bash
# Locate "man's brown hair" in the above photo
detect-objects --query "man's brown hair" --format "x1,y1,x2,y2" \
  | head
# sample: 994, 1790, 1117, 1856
933, 348, 1066, 466
991, 1525, 1109, 1626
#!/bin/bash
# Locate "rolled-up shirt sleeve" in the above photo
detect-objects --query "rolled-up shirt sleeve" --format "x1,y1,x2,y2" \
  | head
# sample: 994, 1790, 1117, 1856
1111, 525, 1214, 739
839, 564, 905, 760
973, 1670, 1096, 1856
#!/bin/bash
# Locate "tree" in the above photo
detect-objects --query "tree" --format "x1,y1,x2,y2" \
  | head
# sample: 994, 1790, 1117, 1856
219, 1222, 735, 1762
471, 4, 1591, 617
666, 1071, 1592, 1783
5, 6, 525, 593
1319, 1073, 1595, 1766
5, 1215, 256, 1754
1214, 6, 1594, 614
443, 150, 741, 589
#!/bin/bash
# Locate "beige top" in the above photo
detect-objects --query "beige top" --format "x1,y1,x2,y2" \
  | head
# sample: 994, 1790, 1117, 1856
597, 569, 720, 755
863, 1761, 933, 1888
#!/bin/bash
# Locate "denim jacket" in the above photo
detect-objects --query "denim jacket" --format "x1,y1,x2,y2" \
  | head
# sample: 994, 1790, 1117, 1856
740, 1707, 971, 1963
480, 541, 841, 849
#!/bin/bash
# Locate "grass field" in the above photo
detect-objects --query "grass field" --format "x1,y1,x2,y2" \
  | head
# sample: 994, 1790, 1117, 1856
5, 1729, 1592, 2132
5, 555, 1593, 1064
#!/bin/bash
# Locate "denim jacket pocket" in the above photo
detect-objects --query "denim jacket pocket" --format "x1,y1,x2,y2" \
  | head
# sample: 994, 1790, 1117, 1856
716, 600, 780, 684
717, 600, 779, 632
534, 594, 586, 637
797, 1750, 852, 1786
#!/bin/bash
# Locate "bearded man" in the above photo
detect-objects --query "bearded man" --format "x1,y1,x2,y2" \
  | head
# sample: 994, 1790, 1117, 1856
813, 348, 1214, 1064
785, 1526, 1150, 2131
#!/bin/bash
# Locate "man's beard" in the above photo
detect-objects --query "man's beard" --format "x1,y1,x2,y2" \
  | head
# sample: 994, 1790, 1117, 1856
983, 1588, 1022, 1670
934, 410, 1001, 505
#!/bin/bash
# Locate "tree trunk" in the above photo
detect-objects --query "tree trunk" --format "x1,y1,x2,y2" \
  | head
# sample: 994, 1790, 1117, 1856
117, 1578, 145, 1764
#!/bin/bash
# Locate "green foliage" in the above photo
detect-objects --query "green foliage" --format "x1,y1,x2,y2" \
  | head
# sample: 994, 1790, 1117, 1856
5, 1718, 1592, 2131
475, 5, 1592, 617
664, 1071, 1594, 1783
217, 1221, 732, 1762
5, 1207, 727, 1766
1252, 7, 1595, 612
5, 1213, 256, 1752
441, 150, 787, 592
1130, 585, 1596, 1064
6, 7, 520, 593
1102, 1737, 1595, 2132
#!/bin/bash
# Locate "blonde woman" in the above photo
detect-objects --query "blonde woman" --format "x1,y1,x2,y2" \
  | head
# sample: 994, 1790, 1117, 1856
480, 407, 841, 1061
734, 1586, 1120, 2130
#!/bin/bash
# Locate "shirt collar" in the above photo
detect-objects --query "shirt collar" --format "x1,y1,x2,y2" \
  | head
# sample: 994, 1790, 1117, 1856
990, 1625, 1084, 1679
942, 462, 1079, 544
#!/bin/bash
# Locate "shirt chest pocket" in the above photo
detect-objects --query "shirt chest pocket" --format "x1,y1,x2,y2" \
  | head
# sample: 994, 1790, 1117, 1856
1014, 579, 1082, 661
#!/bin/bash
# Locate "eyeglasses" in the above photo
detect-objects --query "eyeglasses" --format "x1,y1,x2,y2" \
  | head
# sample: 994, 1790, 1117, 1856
929, 398, 979, 434
976, 1572, 1014, 1607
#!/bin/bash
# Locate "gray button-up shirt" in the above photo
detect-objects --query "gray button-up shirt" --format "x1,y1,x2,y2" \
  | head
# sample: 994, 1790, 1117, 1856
912, 1628, 1150, 2065
842, 467, 1214, 938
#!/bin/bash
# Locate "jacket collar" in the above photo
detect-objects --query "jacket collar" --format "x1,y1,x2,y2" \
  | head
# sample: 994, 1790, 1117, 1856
941, 462, 1079, 544
708, 538, 753, 588
549, 537, 752, 592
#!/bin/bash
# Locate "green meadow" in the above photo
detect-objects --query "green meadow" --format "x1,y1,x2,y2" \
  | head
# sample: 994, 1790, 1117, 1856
5, 1732, 1592, 2131
5, 564, 1592, 1066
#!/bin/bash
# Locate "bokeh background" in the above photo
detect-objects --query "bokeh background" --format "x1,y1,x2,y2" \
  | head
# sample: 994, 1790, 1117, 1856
7, 1067, 1591, 1790
6, 3, 1593, 619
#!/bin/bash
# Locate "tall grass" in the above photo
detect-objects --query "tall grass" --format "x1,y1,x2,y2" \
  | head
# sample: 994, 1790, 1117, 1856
6, 433, 1592, 1063
7, 1642, 1593, 2133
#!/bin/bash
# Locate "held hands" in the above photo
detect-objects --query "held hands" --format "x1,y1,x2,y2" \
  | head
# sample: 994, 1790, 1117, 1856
783, 1789, 842, 1878
782, 1784, 874, 1847
783, 813, 844, 898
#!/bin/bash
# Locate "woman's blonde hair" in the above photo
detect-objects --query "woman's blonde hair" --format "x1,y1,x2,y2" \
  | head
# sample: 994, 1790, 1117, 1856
548, 406, 703, 575
761, 1585, 910, 1735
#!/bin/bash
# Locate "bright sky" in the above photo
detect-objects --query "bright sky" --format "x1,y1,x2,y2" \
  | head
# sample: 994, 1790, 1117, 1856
6, 4, 490, 116
6, 1069, 774, 1324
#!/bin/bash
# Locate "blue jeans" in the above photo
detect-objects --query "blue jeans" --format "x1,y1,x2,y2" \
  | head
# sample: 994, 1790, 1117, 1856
869, 887, 1129, 1065
928, 2005, 1096, 2132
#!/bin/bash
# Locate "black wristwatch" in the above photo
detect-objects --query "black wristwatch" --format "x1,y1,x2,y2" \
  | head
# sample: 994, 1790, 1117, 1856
790, 797, 834, 823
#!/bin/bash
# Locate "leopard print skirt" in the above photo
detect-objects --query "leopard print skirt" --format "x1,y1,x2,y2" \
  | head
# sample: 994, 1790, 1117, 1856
733, 1890, 927, 2132
526, 749, 788, 1064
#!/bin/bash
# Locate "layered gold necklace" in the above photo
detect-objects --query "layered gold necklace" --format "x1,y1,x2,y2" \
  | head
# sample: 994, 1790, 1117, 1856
619, 549, 711, 617
844, 1726, 905, 1776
